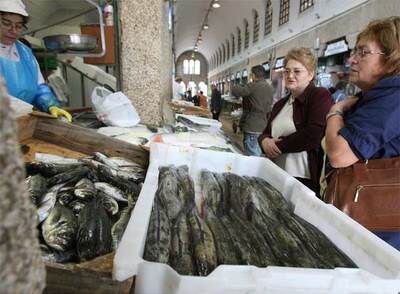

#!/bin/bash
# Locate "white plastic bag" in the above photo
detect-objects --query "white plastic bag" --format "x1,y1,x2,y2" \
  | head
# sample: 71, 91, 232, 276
91, 86, 140, 127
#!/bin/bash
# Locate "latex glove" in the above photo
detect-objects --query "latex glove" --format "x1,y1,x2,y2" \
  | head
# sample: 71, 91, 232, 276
49, 106, 72, 123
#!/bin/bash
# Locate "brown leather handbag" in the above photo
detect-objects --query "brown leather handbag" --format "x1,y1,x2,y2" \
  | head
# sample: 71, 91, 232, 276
324, 157, 400, 231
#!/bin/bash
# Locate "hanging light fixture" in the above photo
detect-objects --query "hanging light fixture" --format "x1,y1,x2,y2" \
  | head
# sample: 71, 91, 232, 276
203, 23, 209, 30
212, 0, 221, 8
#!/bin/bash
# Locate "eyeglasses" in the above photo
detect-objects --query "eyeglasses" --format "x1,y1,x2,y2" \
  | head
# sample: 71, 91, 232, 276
1, 19, 27, 33
350, 47, 386, 59
283, 68, 307, 76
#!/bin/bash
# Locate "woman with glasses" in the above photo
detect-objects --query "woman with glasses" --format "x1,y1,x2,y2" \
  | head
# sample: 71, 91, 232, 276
259, 48, 333, 194
0, 0, 71, 122
325, 17, 400, 249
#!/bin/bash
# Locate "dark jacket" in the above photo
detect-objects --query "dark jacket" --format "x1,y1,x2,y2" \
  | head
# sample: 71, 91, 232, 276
211, 89, 222, 112
258, 83, 333, 187
231, 79, 273, 133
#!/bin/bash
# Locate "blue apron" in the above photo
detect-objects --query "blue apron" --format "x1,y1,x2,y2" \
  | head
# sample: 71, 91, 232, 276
0, 41, 59, 112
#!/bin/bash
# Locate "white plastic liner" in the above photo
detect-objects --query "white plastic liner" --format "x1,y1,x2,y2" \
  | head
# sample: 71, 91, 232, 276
114, 143, 400, 293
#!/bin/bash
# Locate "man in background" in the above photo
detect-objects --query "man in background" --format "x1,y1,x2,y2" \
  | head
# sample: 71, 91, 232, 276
231, 65, 273, 156
210, 84, 222, 120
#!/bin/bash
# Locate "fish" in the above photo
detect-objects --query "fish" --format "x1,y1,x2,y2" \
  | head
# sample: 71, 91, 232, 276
93, 152, 120, 169
26, 174, 48, 206
143, 198, 171, 264
57, 187, 75, 206
175, 165, 196, 209
94, 182, 128, 202
47, 166, 90, 187
98, 191, 119, 216
188, 209, 217, 276
169, 211, 195, 275
37, 183, 65, 223
35, 153, 80, 164
25, 162, 84, 177
42, 203, 77, 251
40, 244, 76, 263
77, 198, 112, 261
200, 171, 225, 217
74, 178, 96, 200
111, 205, 133, 250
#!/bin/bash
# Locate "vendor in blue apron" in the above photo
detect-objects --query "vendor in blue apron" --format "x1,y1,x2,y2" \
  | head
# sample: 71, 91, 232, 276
0, 0, 71, 122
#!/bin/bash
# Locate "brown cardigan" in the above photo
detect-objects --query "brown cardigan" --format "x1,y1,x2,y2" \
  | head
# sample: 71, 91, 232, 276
258, 83, 333, 187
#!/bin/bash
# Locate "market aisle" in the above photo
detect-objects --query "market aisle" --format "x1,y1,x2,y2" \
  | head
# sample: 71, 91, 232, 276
219, 112, 244, 153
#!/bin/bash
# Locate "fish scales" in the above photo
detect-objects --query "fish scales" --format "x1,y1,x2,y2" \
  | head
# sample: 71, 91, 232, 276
229, 213, 276, 267
169, 211, 195, 275
200, 171, 225, 217
47, 166, 90, 187
25, 162, 84, 177
26, 174, 47, 206
205, 215, 240, 265
143, 198, 171, 264
175, 165, 196, 209
188, 209, 218, 276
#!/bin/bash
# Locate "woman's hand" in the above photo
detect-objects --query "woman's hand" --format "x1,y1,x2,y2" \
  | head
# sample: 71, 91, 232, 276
261, 137, 282, 158
330, 96, 359, 113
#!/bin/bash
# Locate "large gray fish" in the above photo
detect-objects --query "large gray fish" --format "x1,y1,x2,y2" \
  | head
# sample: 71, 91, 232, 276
77, 198, 112, 261
74, 178, 96, 200
94, 182, 128, 202
169, 211, 195, 275
111, 205, 133, 250
200, 171, 224, 217
188, 209, 217, 276
47, 166, 90, 187
175, 165, 196, 209
143, 198, 171, 264
26, 174, 48, 206
37, 183, 65, 223
42, 203, 77, 251
156, 166, 184, 222
26, 162, 84, 177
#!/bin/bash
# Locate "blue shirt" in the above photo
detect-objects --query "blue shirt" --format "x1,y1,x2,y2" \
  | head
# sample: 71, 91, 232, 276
339, 75, 400, 160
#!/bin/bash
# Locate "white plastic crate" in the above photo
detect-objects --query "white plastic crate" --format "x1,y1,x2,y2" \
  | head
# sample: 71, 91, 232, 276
114, 143, 400, 294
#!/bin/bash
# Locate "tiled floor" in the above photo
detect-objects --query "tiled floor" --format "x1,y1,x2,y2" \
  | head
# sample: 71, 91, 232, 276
219, 112, 244, 153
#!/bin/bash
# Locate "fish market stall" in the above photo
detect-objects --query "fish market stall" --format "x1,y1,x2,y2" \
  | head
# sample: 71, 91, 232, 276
114, 143, 400, 294
17, 115, 149, 293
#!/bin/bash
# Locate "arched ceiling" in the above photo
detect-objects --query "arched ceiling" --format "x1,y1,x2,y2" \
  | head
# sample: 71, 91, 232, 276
174, 0, 263, 62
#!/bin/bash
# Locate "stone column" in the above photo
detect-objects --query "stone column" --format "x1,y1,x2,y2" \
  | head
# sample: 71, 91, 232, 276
0, 79, 45, 293
118, 0, 173, 126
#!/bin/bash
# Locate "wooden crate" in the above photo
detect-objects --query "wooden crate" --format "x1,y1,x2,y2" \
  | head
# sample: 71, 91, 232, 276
18, 115, 147, 293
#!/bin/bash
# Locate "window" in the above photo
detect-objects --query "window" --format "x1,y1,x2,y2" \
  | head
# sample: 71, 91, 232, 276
264, 0, 273, 36
183, 59, 200, 74
222, 44, 226, 63
279, 0, 290, 25
183, 59, 189, 74
194, 60, 200, 74
218, 48, 222, 65
300, 0, 314, 12
226, 40, 230, 60
237, 27, 242, 54
244, 19, 249, 49
231, 34, 235, 57
253, 10, 260, 43
189, 59, 195, 74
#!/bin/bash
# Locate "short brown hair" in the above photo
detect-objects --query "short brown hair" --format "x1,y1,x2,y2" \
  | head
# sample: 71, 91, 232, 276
283, 47, 316, 77
357, 16, 400, 75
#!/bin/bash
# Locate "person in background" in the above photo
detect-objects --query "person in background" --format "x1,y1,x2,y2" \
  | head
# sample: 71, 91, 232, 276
331, 80, 348, 103
325, 16, 400, 250
192, 91, 199, 106
211, 84, 222, 121
198, 91, 207, 109
186, 89, 193, 103
259, 48, 333, 194
0, 0, 71, 122
231, 65, 273, 156
172, 76, 185, 100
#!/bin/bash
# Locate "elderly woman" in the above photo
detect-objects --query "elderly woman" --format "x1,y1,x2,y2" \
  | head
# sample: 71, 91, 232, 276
0, 0, 71, 121
259, 48, 333, 194
325, 17, 400, 249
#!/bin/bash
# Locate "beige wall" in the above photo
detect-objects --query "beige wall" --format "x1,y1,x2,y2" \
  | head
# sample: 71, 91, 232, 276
175, 51, 209, 89
119, 0, 172, 125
